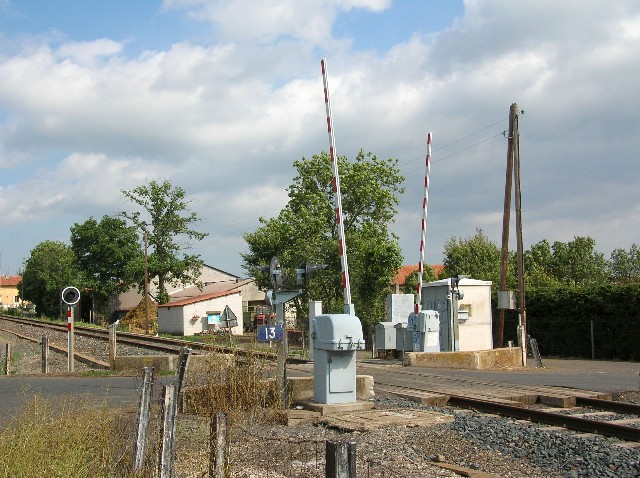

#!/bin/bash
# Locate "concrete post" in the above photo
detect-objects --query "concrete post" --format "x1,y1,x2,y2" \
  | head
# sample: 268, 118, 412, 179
308, 300, 322, 361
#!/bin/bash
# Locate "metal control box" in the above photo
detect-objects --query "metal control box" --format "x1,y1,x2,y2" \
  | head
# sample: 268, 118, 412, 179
312, 314, 365, 404
375, 321, 398, 353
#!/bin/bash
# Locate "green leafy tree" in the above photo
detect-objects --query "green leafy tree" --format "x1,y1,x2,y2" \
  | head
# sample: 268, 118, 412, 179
441, 229, 502, 284
402, 266, 439, 295
242, 150, 404, 332
609, 244, 640, 283
524, 240, 561, 288
70, 215, 143, 317
551, 236, 608, 286
21, 241, 81, 318
121, 180, 208, 304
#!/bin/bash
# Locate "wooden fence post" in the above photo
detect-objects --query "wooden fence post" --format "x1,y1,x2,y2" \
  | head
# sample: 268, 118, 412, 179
158, 384, 178, 478
3, 343, 11, 375
133, 367, 154, 471
108, 324, 117, 369
326, 440, 357, 478
209, 413, 229, 478
175, 347, 191, 396
41, 335, 49, 374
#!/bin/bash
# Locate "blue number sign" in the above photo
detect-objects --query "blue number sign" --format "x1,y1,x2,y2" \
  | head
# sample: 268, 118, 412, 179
257, 324, 284, 342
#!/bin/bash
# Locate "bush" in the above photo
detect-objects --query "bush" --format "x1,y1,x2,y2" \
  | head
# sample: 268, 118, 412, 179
524, 283, 640, 360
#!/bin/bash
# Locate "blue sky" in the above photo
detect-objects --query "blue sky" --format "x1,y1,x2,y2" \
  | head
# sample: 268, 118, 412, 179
0, 0, 639, 279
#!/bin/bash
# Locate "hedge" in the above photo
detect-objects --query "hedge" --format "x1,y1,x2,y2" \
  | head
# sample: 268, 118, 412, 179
494, 283, 640, 361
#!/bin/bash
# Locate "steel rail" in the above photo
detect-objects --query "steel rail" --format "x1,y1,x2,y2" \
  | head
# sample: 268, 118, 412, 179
576, 396, 640, 415
448, 396, 640, 442
0, 315, 309, 363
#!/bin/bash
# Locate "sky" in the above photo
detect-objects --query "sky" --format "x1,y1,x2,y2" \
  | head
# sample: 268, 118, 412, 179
0, 0, 639, 278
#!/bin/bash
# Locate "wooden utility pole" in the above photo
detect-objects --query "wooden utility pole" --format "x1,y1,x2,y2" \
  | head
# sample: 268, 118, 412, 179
513, 108, 527, 364
497, 104, 516, 348
497, 103, 526, 364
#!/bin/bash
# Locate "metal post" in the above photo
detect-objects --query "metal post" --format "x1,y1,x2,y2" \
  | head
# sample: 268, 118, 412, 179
67, 306, 74, 372
591, 320, 595, 360
41, 335, 48, 374
321, 58, 354, 315
308, 300, 322, 361
276, 301, 287, 407
415, 132, 433, 315
144, 231, 150, 335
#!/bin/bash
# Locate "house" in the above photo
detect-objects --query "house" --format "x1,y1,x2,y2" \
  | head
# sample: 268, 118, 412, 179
112, 264, 242, 316
158, 289, 243, 336
389, 264, 444, 293
0, 275, 22, 309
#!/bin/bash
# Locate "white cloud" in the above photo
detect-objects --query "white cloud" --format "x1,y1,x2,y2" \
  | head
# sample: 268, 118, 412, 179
55, 38, 123, 66
163, 0, 391, 44
1, 0, 639, 275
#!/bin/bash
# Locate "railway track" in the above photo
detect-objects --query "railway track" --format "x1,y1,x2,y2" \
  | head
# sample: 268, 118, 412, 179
355, 364, 640, 445
0, 314, 308, 362
4, 315, 639, 447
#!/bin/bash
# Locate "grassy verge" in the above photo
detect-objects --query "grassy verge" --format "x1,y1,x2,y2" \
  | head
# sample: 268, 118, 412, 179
0, 394, 143, 477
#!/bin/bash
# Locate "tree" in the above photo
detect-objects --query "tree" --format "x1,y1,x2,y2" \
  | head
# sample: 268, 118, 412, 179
441, 229, 502, 284
524, 240, 561, 288
21, 241, 81, 318
121, 180, 208, 304
609, 244, 640, 283
242, 150, 404, 332
402, 266, 439, 295
551, 236, 608, 286
70, 215, 143, 317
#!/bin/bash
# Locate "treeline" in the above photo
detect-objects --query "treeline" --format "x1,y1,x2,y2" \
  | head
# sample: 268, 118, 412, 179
430, 229, 640, 360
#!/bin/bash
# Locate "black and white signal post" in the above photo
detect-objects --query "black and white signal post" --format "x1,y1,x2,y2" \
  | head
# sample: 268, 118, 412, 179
62, 286, 80, 372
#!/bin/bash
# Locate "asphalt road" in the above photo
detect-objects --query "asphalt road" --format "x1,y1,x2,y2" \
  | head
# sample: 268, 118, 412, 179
1, 358, 638, 428
0, 374, 172, 427
353, 357, 640, 393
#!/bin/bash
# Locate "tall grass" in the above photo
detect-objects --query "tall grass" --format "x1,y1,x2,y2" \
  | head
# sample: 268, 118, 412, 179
0, 394, 139, 478
182, 349, 286, 425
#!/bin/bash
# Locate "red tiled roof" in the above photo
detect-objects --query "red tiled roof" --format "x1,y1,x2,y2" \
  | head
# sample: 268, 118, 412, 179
0, 275, 21, 287
390, 264, 443, 285
158, 289, 241, 308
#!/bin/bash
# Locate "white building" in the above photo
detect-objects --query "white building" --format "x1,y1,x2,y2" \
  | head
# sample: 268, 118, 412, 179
422, 277, 493, 351
157, 288, 243, 336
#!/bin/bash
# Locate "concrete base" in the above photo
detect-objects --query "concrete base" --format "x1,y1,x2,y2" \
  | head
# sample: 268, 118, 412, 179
288, 375, 374, 402
295, 400, 375, 416
315, 408, 454, 431
113, 355, 176, 372
406, 347, 523, 370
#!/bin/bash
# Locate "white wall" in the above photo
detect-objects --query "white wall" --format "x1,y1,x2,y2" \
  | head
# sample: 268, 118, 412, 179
158, 292, 244, 336
422, 278, 493, 351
